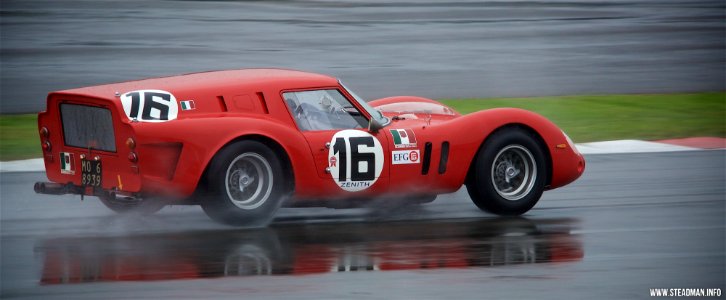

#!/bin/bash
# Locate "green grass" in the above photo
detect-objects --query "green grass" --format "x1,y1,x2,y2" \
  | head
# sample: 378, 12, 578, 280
0, 114, 41, 161
0, 92, 724, 161
441, 92, 725, 143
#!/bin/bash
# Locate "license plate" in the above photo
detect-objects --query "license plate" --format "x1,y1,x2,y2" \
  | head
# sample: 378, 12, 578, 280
81, 159, 102, 187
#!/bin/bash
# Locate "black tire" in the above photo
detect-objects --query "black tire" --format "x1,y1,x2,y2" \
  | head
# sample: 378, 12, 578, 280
201, 140, 288, 226
466, 128, 546, 215
99, 194, 166, 215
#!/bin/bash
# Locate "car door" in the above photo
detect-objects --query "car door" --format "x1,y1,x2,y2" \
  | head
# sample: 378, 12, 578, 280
282, 88, 390, 196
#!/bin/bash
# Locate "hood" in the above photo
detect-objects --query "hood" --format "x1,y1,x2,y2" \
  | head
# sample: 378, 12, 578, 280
369, 96, 461, 124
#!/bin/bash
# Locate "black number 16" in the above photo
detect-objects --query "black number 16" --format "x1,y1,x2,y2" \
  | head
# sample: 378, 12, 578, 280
126, 91, 171, 120
332, 136, 375, 182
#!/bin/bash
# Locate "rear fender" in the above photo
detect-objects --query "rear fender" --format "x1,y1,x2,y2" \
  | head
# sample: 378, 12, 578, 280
132, 115, 314, 197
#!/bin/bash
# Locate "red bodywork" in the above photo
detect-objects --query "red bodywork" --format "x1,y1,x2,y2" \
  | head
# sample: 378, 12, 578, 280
37, 69, 584, 203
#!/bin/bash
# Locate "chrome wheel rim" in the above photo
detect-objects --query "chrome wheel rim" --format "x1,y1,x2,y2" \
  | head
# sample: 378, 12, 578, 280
491, 145, 537, 201
225, 153, 273, 210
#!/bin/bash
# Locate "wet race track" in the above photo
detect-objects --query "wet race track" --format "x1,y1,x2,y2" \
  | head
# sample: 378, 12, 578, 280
1, 0, 725, 299
1, 151, 724, 299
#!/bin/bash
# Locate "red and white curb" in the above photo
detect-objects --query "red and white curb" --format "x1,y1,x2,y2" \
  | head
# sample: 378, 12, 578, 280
575, 140, 701, 154
1, 138, 723, 173
1, 158, 46, 173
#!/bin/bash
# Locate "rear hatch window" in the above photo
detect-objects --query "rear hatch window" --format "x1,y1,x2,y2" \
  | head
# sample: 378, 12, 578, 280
60, 103, 117, 152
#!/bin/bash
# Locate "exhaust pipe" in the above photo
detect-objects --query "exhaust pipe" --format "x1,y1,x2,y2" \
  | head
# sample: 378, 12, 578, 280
34, 182, 68, 195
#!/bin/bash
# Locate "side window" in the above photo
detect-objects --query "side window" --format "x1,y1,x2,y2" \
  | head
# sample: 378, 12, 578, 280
283, 89, 368, 131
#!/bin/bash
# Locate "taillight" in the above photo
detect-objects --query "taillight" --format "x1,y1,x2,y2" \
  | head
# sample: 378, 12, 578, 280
126, 138, 138, 162
40, 127, 51, 153
42, 141, 52, 152
126, 138, 136, 150
40, 127, 49, 138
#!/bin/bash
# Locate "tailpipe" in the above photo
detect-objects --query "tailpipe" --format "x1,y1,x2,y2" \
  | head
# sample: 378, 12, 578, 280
34, 182, 68, 195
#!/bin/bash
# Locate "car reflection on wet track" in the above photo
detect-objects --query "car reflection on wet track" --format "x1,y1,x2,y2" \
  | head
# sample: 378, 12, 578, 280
36, 217, 582, 285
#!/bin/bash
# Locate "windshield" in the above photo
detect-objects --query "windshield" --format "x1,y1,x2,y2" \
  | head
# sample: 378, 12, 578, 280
339, 81, 390, 127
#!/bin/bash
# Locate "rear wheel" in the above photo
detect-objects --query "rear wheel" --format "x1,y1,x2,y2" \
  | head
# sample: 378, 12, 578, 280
201, 140, 288, 226
466, 128, 546, 215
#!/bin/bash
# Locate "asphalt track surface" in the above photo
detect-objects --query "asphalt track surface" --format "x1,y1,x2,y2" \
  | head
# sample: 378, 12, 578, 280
1, 0, 725, 114
1, 0, 725, 299
1, 151, 724, 299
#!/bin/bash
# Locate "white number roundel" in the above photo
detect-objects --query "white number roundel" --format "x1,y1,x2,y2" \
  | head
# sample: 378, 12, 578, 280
328, 130, 384, 192
120, 90, 179, 122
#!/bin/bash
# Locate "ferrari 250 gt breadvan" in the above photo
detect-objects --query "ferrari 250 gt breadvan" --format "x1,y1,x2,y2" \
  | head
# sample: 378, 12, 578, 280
35, 69, 585, 225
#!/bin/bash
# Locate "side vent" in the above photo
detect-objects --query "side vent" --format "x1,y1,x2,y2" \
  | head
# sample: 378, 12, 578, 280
438, 141, 450, 174
217, 96, 228, 112
421, 142, 433, 175
256, 92, 269, 114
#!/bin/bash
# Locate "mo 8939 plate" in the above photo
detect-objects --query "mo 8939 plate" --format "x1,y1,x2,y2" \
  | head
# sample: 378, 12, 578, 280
81, 159, 102, 187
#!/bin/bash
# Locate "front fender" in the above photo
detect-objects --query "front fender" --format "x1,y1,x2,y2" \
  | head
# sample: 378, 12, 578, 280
415, 108, 583, 190
370, 96, 461, 117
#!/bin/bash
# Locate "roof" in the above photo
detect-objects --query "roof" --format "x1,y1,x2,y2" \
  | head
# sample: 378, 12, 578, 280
53, 68, 339, 100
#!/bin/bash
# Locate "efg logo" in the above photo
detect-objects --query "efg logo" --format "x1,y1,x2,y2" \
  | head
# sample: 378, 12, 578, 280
392, 150, 420, 165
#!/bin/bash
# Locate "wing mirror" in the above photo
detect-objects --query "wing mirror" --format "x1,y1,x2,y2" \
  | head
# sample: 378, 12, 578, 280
368, 118, 384, 133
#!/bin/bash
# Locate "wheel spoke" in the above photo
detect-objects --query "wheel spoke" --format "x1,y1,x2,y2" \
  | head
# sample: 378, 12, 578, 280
225, 152, 275, 210
490, 145, 537, 201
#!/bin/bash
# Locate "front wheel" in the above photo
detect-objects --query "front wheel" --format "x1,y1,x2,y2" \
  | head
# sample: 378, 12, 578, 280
466, 128, 547, 215
201, 140, 288, 226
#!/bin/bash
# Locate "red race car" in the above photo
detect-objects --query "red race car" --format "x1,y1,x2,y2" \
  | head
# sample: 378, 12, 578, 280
35, 69, 585, 225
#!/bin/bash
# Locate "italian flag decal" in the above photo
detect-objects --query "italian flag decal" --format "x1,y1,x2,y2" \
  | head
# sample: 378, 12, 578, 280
390, 129, 418, 148
60, 152, 75, 174
180, 100, 196, 110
